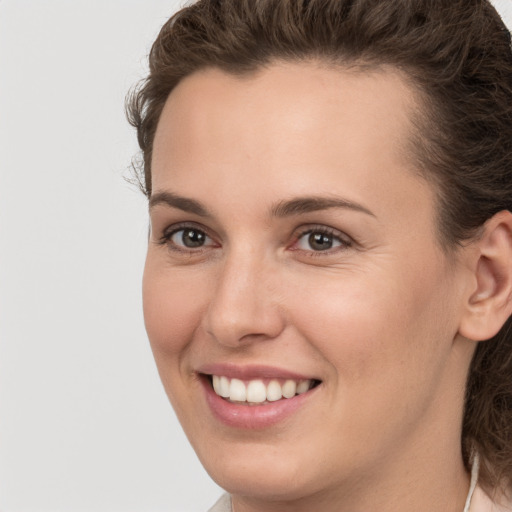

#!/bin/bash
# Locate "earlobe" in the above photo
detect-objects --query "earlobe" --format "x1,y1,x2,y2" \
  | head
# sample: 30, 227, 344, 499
458, 210, 512, 342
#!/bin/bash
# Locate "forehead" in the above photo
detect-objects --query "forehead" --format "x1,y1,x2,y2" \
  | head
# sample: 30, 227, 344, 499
152, 60, 418, 176
151, 61, 432, 226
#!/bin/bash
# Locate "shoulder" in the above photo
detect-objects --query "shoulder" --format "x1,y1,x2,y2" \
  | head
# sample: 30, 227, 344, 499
208, 493, 232, 512
470, 485, 512, 512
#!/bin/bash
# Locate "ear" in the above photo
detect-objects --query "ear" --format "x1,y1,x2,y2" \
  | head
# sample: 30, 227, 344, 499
458, 210, 512, 342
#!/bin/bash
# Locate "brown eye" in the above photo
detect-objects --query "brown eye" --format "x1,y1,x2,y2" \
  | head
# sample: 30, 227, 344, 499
308, 232, 335, 251
296, 230, 345, 252
171, 228, 210, 248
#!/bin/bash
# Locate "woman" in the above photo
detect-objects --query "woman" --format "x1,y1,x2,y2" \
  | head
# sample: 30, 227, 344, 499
127, 1, 512, 511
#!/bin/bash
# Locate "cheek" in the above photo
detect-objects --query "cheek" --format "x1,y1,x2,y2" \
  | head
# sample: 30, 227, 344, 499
282, 260, 457, 461
287, 256, 454, 398
142, 260, 213, 425
142, 261, 206, 361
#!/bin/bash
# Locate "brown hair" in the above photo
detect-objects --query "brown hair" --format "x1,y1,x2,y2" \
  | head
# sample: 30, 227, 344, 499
126, 0, 512, 492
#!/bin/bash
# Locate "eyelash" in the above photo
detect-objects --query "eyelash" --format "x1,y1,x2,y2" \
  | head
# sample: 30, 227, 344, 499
157, 223, 353, 257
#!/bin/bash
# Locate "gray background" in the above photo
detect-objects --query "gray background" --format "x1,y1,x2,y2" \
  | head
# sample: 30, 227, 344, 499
0, 1, 510, 511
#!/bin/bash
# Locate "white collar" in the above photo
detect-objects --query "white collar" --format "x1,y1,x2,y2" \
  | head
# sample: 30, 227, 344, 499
463, 451, 480, 512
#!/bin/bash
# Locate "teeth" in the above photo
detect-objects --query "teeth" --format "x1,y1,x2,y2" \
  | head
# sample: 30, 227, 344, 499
246, 380, 267, 403
219, 376, 230, 398
212, 375, 221, 395
266, 380, 283, 402
282, 379, 297, 398
211, 375, 316, 403
296, 380, 310, 394
229, 378, 247, 401
212, 375, 231, 397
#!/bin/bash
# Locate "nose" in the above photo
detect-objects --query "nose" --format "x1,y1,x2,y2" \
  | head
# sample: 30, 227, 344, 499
203, 250, 286, 348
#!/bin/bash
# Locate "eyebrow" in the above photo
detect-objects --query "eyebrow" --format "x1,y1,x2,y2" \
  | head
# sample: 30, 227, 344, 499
149, 191, 211, 217
270, 196, 376, 218
149, 191, 375, 219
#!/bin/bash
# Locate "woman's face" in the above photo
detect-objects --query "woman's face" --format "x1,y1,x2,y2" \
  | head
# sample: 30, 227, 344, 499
144, 62, 473, 502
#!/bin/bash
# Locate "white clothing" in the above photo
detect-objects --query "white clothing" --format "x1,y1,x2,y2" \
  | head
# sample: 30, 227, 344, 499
208, 493, 231, 512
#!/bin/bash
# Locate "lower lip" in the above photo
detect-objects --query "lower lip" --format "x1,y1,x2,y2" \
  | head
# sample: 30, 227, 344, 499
201, 376, 319, 429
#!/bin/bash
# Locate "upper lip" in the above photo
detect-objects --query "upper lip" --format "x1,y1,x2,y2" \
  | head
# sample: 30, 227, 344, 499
197, 363, 319, 381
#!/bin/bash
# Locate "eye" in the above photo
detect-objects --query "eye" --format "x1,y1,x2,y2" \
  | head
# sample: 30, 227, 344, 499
158, 224, 217, 252
171, 228, 210, 248
293, 227, 351, 253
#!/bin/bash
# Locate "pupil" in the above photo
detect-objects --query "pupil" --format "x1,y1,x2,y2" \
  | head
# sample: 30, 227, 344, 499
183, 229, 205, 248
309, 232, 332, 250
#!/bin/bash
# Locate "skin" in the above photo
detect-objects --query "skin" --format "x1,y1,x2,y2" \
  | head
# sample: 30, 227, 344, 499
143, 61, 512, 512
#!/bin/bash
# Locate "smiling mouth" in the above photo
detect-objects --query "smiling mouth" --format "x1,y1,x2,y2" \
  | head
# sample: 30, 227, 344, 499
206, 375, 321, 405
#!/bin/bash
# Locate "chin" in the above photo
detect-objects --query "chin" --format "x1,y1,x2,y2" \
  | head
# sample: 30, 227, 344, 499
208, 461, 314, 501
193, 436, 332, 502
